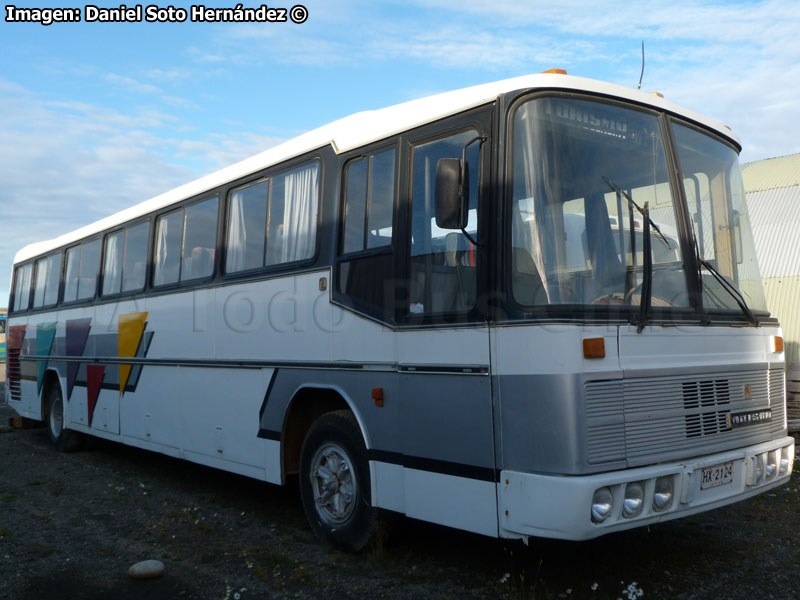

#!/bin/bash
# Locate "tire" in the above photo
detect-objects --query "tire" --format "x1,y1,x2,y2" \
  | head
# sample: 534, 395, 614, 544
299, 410, 379, 552
45, 383, 83, 452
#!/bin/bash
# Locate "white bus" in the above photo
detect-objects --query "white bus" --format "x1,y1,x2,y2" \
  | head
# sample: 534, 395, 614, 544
5, 72, 793, 551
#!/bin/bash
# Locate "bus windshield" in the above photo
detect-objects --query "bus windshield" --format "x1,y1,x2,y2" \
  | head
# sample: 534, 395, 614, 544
511, 96, 690, 312
509, 95, 766, 319
673, 121, 767, 313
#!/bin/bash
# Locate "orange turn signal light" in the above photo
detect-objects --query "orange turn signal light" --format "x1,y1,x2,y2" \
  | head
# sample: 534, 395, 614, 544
773, 336, 784, 353
372, 387, 384, 407
583, 338, 606, 359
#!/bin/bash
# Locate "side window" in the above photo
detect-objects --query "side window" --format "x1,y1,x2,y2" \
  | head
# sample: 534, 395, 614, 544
341, 149, 395, 254
226, 180, 268, 273
33, 257, 49, 308
12, 263, 33, 312
155, 197, 218, 286
181, 198, 218, 281
154, 209, 184, 286
33, 253, 62, 308
336, 148, 396, 319
408, 130, 480, 315
102, 231, 125, 296
77, 239, 100, 300
266, 162, 319, 266
63, 246, 80, 303
103, 221, 150, 296
226, 160, 319, 273
122, 221, 150, 292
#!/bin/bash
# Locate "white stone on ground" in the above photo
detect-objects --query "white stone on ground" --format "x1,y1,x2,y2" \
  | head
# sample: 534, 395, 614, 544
128, 559, 165, 579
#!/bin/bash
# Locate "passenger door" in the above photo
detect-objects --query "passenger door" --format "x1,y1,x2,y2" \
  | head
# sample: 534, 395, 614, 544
397, 111, 498, 537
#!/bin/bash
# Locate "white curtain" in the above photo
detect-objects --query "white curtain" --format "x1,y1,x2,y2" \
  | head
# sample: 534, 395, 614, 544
226, 191, 247, 272
518, 103, 551, 302
154, 217, 170, 286
279, 162, 319, 263
103, 234, 121, 295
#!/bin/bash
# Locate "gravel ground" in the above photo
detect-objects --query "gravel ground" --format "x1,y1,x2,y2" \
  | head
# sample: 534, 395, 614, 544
1, 392, 800, 600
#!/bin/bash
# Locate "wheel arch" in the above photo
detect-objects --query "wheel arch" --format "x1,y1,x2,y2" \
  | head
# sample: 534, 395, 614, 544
40, 368, 64, 422
280, 384, 371, 481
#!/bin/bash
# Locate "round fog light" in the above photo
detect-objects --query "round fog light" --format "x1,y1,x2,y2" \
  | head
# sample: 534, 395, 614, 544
653, 476, 674, 512
766, 450, 778, 480
591, 487, 613, 523
622, 482, 645, 518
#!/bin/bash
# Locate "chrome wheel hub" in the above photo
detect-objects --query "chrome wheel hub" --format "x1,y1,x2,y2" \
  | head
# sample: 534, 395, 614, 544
310, 443, 356, 525
49, 395, 63, 438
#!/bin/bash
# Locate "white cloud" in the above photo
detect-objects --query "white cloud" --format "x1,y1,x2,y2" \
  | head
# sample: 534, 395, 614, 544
0, 80, 286, 302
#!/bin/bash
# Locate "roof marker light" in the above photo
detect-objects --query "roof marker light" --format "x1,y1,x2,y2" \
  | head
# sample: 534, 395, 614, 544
541, 68, 567, 75
649, 92, 664, 98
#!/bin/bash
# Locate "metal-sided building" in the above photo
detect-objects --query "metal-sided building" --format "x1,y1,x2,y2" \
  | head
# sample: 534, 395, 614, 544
743, 153, 800, 428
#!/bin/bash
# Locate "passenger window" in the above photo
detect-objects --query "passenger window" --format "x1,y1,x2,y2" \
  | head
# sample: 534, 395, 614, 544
341, 149, 395, 254
77, 240, 100, 300
155, 198, 218, 286
103, 222, 150, 296
102, 231, 125, 296
33, 254, 62, 308
13, 263, 33, 312
226, 160, 319, 273
182, 198, 218, 281
408, 131, 480, 315
226, 180, 268, 273
154, 210, 184, 286
336, 149, 396, 319
63, 247, 80, 303
342, 159, 368, 254
122, 222, 150, 292
265, 162, 319, 266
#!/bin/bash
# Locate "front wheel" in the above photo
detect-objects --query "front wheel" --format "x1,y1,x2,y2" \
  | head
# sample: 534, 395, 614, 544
299, 410, 379, 552
45, 383, 83, 452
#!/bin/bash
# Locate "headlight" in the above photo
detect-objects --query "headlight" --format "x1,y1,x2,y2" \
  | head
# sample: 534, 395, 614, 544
591, 487, 613, 523
653, 476, 674, 512
622, 482, 645, 518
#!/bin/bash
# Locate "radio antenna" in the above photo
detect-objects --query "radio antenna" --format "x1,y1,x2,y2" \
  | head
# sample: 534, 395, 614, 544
637, 40, 645, 89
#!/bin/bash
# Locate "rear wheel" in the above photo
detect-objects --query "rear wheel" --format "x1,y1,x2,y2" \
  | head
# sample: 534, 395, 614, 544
45, 383, 83, 452
299, 410, 379, 552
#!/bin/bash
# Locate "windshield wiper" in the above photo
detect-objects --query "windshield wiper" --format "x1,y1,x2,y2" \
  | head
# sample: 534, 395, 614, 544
692, 233, 758, 326
602, 177, 660, 332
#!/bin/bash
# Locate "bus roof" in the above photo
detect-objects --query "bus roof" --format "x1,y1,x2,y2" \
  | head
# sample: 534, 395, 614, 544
14, 72, 739, 265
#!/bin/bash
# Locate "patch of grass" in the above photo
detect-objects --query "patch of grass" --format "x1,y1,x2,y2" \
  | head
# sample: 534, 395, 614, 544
2, 494, 16, 503
0, 526, 12, 537
241, 545, 313, 585
96, 546, 118, 558
24, 543, 60, 557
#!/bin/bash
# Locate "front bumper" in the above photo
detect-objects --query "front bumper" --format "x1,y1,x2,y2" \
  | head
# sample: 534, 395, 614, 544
499, 436, 795, 540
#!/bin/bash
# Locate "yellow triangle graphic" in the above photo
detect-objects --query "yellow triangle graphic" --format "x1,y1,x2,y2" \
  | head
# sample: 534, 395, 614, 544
119, 312, 148, 396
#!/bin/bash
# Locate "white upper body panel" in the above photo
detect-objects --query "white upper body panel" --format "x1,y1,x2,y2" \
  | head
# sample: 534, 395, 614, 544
14, 73, 739, 265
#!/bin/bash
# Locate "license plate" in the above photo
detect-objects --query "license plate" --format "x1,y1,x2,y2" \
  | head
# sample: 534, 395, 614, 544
700, 461, 734, 490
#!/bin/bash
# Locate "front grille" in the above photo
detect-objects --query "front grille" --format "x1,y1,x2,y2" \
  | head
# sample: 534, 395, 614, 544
586, 367, 781, 466
682, 379, 731, 438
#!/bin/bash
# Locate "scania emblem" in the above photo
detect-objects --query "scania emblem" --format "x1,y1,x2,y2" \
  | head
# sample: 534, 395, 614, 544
744, 384, 753, 400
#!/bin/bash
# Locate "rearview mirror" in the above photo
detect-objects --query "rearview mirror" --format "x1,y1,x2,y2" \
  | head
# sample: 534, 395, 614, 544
435, 158, 468, 230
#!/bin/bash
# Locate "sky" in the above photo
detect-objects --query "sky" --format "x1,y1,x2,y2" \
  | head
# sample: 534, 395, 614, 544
2, 0, 799, 303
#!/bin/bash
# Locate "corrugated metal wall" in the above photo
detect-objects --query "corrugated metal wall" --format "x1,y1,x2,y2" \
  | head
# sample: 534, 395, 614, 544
746, 186, 800, 278
763, 276, 800, 364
